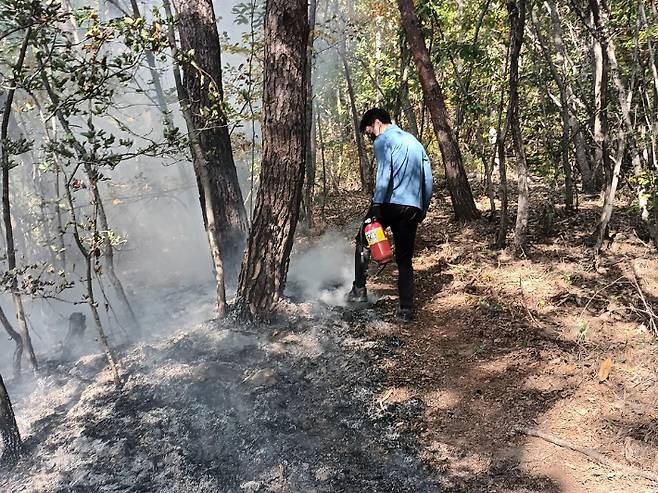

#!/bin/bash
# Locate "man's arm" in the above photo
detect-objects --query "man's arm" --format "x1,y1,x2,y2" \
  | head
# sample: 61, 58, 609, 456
422, 150, 433, 212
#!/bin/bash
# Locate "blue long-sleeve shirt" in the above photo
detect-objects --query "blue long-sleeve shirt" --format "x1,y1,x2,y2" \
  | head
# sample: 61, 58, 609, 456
372, 125, 433, 211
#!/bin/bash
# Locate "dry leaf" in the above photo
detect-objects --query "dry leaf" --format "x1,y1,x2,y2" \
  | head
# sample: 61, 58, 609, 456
598, 357, 613, 382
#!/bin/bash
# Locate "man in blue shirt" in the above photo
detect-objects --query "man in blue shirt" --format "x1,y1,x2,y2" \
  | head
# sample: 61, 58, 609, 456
347, 108, 433, 322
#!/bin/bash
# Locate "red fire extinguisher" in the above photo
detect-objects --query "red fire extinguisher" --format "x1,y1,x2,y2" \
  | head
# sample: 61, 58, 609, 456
364, 218, 393, 264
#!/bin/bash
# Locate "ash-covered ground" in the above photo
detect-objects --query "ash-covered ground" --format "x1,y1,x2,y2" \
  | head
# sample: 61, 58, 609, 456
2, 303, 443, 493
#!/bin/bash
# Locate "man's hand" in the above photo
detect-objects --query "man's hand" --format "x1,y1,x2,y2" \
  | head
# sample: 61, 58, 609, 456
414, 209, 427, 223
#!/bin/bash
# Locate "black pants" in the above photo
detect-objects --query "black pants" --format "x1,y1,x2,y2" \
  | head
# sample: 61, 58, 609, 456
354, 204, 420, 309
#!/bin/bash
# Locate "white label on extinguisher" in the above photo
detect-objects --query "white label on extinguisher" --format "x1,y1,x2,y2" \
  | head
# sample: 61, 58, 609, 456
365, 227, 386, 246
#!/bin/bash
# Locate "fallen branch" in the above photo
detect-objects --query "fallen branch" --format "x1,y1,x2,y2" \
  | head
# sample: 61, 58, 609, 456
516, 427, 658, 483
629, 263, 658, 338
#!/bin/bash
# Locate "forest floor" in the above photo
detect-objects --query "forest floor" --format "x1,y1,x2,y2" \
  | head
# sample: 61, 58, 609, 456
321, 183, 658, 493
2, 183, 658, 492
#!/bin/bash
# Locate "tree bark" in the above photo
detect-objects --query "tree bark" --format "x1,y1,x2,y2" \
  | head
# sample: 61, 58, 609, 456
236, 0, 308, 319
1, 27, 38, 374
508, 0, 530, 254
397, 0, 480, 221
171, 0, 249, 282
0, 372, 21, 467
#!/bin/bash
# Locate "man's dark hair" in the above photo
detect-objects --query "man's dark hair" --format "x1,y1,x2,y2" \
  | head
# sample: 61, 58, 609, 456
359, 108, 392, 133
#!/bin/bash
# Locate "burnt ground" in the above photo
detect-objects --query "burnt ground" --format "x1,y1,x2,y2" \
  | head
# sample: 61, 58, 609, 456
2, 185, 658, 492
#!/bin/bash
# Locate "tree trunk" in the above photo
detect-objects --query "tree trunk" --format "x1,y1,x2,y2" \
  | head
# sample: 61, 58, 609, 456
61, 168, 122, 388
172, 0, 249, 282
317, 107, 328, 220
546, 2, 595, 194
84, 161, 141, 332
304, 0, 318, 229
530, 4, 574, 209
128, 0, 190, 188
589, 0, 643, 252
0, 305, 22, 376
1, 27, 38, 374
164, 0, 228, 316
38, 63, 122, 387
236, 0, 308, 319
495, 38, 512, 248
396, 38, 419, 137
339, 46, 372, 194
508, 0, 530, 254
590, 1, 610, 189
396, 0, 480, 221
0, 372, 21, 467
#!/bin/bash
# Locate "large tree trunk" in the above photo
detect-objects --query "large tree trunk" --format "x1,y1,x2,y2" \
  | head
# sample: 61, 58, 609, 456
1, 27, 38, 374
0, 372, 21, 467
396, 0, 480, 221
172, 0, 249, 282
508, 0, 530, 254
236, 0, 308, 319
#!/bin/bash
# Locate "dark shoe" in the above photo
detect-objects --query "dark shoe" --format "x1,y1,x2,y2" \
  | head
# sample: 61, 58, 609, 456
397, 307, 413, 322
346, 284, 368, 303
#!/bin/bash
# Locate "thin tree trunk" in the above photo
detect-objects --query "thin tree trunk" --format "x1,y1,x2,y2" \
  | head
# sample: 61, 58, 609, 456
530, 5, 574, 209
317, 106, 327, 220
397, 0, 480, 221
495, 37, 512, 248
171, 0, 249, 283
127, 0, 190, 187
84, 162, 141, 331
589, 0, 644, 251
395, 38, 419, 137
1, 27, 38, 374
339, 46, 372, 194
0, 305, 22, 375
546, 2, 595, 193
304, 0, 318, 229
0, 372, 21, 467
593, 139, 625, 252
508, 0, 530, 253
590, 1, 609, 188
164, 0, 227, 316
236, 0, 308, 319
